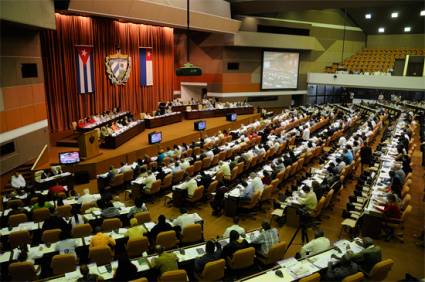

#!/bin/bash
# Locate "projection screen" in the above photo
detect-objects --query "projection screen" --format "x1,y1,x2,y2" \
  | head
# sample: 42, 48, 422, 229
261, 51, 299, 90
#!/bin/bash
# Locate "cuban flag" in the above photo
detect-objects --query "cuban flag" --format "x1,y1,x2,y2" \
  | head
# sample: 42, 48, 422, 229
76, 45, 95, 94
139, 47, 153, 86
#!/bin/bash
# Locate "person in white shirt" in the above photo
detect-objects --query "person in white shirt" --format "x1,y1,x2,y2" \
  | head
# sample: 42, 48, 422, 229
172, 208, 195, 230
250, 172, 264, 194
11, 172, 26, 189
55, 232, 77, 255
298, 185, 318, 213
219, 161, 231, 180
338, 136, 347, 146
120, 162, 133, 173
299, 230, 331, 258
181, 176, 198, 197
77, 189, 96, 205
223, 216, 246, 238
302, 127, 310, 141
181, 159, 191, 171
142, 172, 156, 191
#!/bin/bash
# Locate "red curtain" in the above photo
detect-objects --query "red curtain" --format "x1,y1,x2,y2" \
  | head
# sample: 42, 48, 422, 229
41, 14, 175, 132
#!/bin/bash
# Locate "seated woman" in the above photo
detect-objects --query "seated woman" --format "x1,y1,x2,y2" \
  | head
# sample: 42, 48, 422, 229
375, 193, 401, 240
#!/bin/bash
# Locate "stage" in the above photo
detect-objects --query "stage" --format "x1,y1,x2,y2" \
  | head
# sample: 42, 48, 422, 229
43, 113, 261, 178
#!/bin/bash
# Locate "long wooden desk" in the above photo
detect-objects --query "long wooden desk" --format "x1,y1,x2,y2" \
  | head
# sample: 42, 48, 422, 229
102, 121, 145, 149
144, 112, 183, 129
77, 112, 130, 132
184, 106, 254, 120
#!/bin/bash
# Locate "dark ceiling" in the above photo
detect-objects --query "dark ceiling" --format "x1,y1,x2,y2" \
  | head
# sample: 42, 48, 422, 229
228, 0, 425, 35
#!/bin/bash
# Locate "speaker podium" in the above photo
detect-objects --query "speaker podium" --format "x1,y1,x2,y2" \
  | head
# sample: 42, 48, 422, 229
78, 130, 101, 160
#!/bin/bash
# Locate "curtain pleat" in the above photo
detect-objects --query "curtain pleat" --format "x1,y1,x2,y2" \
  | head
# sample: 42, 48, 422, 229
40, 14, 174, 132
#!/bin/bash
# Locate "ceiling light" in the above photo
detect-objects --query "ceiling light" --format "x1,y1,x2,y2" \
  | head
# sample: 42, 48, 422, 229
404, 26, 411, 32
378, 27, 385, 33
365, 13, 372, 19
421, 10, 425, 16
391, 12, 399, 18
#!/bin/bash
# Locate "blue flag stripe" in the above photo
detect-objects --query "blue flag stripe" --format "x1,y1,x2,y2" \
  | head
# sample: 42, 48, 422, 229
140, 48, 147, 86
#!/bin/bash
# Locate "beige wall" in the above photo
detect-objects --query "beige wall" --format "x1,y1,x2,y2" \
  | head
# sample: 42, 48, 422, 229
0, 23, 49, 175
0, 0, 55, 30
367, 34, 425, 49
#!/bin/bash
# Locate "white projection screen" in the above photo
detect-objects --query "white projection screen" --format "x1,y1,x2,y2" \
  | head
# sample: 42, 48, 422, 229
261, 51, 300, 90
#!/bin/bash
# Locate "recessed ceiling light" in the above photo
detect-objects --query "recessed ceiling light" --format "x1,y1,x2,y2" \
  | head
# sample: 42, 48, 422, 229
391, 12, 399, 18
365, 13, 372, 19
421, 10, 425, 16
404, 26, 411, 32
378, 27, 385, 33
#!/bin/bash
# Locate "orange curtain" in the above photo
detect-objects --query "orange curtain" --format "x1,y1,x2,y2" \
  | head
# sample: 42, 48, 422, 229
41, 14, 174, 132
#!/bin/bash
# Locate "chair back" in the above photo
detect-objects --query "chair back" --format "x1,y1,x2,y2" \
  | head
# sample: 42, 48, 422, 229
260, 185, 273, 202
270, 179, 279, 191
201, 259, 225, 281
9, 230, 31, 248
32, 207, 50, 222
186, 165, 194, 176
193, 160, 203, 173
51, 254, 77, 275
156, 230, 178, 250
102, 218, 122, 232
368, 259, 394, 281
110, 173, 125, 188
401, 194, 411, 211
181, 223, 202, 244
130, 278, 148, 282
228, 247, 255, 270
7, 199, 24, 209
42, 229, 62, 244
240, 191, 261, 209
89, 246, 114, 265
8, 213, 28, 227
299, 272, 320, 282
159, 269, 188, 282
400, 205, 412, 222
161, 173, 173, 190
123, 170, 134, 182
56, 205, 72, 218
207, 180, 219, 196
81, 201, 97, 213
312, 196, 326, 218
135, 211, 151, 223
127, 236, 149, 258
147, 180, 161, 194
323, 189, 335, 209
71, 223, 93, 238
262, 241, 287, 265
342, 272, 365, 282
202, 157, 212, 169
9, 261, 37, 281
215, 171, 224, 183
187, 185, 204, 203
172, 170, 185, 184
230, 166, 239, 181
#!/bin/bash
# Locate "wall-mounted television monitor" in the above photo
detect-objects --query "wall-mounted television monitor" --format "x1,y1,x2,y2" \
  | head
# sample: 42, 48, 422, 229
261, 50, 299, 90
226, 113, 237, 122
149, 132, 162, 144
59, 151, 80, 164
194, 120, 206, 131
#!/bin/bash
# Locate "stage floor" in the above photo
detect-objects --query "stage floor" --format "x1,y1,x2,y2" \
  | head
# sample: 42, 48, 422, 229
45, 113, 260, 177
